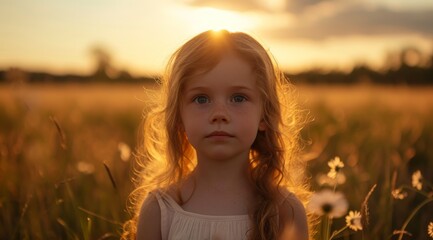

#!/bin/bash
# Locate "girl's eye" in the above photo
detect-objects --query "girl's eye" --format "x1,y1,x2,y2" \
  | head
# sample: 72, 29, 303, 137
232, 95, 247, 103
193, 96, 209, 104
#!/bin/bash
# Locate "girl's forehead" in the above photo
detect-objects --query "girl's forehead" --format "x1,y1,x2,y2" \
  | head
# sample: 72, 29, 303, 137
183, 53, 258, 89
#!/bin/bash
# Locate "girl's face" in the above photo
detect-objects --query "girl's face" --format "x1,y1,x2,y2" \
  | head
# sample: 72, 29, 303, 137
180, 53, 266, 162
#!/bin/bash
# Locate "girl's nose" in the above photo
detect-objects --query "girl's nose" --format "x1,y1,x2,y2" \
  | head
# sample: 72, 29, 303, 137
209, 103, 230, 123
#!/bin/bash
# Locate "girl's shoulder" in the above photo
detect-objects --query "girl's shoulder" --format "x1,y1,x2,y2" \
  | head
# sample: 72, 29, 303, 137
278, 188, 304, 204
136, 187, 183, 239
277, 188, 309, 240
136, 191, 162, 239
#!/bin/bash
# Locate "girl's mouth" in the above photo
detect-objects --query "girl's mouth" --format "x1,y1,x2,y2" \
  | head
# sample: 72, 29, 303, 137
206, 131, 233, 138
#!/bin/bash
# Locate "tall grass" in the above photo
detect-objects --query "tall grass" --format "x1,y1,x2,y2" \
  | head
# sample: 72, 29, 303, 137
301, 85, 433, 239
0, 84, 142, 239
0, 84, 432, 239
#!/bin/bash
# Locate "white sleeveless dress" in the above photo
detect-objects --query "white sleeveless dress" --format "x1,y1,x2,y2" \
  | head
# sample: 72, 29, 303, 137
153, 190, 251, 240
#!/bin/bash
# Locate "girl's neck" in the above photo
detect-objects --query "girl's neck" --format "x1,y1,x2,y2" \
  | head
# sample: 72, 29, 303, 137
194, 164, 249, 191
176, 154, 256, 215
193, 154, 251, 190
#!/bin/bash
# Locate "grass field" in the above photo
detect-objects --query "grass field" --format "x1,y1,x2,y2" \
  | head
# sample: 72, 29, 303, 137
1, 83, 432, 239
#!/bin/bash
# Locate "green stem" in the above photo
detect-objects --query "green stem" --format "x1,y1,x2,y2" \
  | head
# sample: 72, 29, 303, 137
397, 197, 433, 240
399, 185, 430, 198
322, 216, 331, 240
329, 225, 349, 240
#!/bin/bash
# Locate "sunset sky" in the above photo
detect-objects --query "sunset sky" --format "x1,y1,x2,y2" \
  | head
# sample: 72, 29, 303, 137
0, 0, 432, 76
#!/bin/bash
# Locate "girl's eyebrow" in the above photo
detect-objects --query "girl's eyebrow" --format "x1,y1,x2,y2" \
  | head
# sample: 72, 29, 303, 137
184, 85, 255, 92
183, 86, 208, 92
230, 86, 255, 92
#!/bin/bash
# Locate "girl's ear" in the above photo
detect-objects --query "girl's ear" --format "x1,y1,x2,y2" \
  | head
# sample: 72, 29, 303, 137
258, 120, 266, 131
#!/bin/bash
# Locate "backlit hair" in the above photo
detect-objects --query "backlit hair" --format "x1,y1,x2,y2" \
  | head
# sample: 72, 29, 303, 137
122, 30, 311, 240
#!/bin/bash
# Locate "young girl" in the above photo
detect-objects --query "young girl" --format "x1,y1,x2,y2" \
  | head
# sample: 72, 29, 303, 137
123, 30, 311, 240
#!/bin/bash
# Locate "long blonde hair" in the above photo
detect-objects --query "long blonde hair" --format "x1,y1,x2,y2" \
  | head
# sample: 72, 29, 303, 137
122, 30, 311, 240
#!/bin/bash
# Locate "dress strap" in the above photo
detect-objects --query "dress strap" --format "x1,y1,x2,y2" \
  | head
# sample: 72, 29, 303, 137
157, 190, 185, 211
152, 190, 188, 240
151, 191, 169, 240
279, 187, 295, 200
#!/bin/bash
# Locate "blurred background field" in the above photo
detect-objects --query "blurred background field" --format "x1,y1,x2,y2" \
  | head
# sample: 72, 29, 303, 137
1, 83, 432, 239
1, 0, 433, 239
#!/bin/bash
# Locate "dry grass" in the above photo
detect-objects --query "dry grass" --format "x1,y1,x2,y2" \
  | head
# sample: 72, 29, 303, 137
1, 83, 432, 239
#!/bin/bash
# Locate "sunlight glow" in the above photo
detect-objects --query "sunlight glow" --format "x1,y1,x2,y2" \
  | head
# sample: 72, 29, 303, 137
186, 7, 257, 33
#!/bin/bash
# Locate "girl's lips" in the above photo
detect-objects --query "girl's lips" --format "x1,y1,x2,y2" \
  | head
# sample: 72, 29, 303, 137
206, 131, 233, 138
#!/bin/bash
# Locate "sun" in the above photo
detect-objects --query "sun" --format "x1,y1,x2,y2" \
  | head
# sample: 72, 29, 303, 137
185, 7, 257, 33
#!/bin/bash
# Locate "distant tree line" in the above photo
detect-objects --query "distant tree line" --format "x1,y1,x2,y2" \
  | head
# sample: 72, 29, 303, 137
1, 46, 432, 85
288, 47, 433, 85
287, 62, 433, 85
0, 68, 156, 85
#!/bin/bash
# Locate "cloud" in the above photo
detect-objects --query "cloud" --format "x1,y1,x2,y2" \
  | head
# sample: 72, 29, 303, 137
285, 0, 343, 13
268, 3, 433, 39
185, 0, 344, 13
184, 0, 433, 39
185, 0, 264, 12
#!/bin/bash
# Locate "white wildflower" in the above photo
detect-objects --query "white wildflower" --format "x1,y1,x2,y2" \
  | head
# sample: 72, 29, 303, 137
411, 170, 423, 190
327, 156, 344, 179
118, 142, 131, 162
345, 210, 363, 231
307, 189, 348, 218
